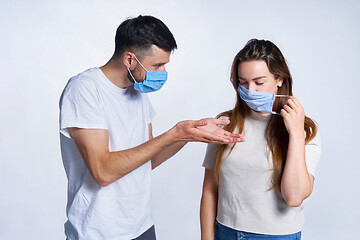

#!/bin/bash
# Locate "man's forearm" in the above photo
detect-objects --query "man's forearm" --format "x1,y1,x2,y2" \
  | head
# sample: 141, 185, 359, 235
95, 128, 178, 186
151, 141, 187, 169
72, 118, 242, 187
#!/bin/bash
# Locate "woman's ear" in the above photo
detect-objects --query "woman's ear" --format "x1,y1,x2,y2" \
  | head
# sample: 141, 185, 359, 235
277, 77, 284, 88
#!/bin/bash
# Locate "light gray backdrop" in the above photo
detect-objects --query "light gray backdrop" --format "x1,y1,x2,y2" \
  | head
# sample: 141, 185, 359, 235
1, 0, 359, 239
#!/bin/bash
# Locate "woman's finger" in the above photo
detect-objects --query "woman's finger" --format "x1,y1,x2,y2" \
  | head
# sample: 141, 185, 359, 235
283, 104, 292, 113
289, 96, 301, 107
287, 98, 298, 111
280, 108, 288, 117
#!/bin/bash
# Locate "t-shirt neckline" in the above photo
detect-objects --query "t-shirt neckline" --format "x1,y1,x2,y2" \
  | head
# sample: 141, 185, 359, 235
94, 67, 131, 93
249, 110, 271, 121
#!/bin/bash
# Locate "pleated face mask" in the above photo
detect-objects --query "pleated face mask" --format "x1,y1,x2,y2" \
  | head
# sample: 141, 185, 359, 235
237, 84, 289, 114
127, 54, 167, 93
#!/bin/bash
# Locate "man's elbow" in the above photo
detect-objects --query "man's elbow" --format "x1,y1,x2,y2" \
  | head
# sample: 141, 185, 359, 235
92, 172, 113, 187
96, 178, 112, 187
92, 168, 128, 187
87, 155, 120, 187
91, 167, 120, 187
86, 153, 128, 187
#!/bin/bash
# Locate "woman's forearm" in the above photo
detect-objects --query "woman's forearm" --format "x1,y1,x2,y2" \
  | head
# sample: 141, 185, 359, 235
200, 169, 218, 240
200, 192, 217, 240
281, 133, 313, 207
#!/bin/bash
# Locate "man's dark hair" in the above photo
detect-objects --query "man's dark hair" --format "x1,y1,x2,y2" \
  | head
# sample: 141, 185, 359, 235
113, 15, 177, 58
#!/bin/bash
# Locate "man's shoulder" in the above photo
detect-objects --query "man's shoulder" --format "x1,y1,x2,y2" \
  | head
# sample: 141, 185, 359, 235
65, 67, 100, 91
60, 68, 101, 106
69, 67, 98, 85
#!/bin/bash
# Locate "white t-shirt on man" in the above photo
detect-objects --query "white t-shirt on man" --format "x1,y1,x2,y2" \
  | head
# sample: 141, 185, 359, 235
59, 67, 155, 240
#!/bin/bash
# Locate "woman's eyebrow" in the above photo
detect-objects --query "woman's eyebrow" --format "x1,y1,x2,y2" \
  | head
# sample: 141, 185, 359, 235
252, 76, 266, 80
238, 76, 266, 81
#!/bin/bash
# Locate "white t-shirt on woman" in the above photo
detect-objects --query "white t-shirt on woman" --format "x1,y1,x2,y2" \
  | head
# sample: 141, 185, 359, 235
203, 110, 321, 235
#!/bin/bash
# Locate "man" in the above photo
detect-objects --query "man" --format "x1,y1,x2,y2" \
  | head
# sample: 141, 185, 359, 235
59, 15, 242, 240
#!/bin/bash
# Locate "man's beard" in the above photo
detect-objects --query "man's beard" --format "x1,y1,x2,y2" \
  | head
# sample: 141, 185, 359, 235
127, 66, 144, 83
127, 70, 135, 83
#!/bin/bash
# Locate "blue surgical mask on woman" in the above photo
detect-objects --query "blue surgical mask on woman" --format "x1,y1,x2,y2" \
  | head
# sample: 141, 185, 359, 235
127, 54, 167, 93
237, 84, 289, 114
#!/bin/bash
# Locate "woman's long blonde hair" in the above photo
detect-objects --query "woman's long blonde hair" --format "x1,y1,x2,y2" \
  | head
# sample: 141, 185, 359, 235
214, 39, 317, 191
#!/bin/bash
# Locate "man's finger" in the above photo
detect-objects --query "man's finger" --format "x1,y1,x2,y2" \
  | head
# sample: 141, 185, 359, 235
194, 119, 207, 127
210, 129, 244, 141
194, 128, 231, 143
218, 129, 242, 138
198, 129, 244, 144
210, 118, 230, 126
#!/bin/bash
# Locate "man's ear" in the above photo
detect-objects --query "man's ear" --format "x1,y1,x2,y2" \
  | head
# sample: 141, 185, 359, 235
123, 52, 136, 70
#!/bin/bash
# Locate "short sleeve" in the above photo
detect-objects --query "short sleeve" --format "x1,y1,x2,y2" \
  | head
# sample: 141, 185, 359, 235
305, 130, 322, 176
202, 143, 218, 170
59, 78, 108, 138
145, 94, 156, 124
202, 115, 229, 170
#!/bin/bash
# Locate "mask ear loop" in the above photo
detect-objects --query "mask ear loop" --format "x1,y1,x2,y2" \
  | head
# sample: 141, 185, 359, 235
127, 67, 138, 83
132, 54, 148, 72
127, 54, 148, 84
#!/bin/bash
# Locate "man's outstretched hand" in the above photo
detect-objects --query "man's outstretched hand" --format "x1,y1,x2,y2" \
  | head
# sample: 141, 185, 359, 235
172, 118, 244, 144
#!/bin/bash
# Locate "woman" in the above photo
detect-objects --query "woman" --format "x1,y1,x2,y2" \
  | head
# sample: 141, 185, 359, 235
200, 39, 321, 240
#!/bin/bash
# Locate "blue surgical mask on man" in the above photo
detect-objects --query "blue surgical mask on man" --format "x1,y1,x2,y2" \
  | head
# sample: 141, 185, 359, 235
127, 54, 168, 93
237, 84, 289, 114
